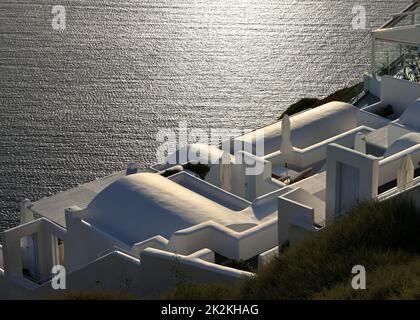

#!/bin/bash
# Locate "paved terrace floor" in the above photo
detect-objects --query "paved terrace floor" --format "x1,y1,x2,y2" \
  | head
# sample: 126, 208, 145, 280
31, 171, 126, 227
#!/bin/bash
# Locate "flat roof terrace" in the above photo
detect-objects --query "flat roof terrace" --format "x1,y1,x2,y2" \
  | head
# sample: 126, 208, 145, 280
29, 171, 126, 227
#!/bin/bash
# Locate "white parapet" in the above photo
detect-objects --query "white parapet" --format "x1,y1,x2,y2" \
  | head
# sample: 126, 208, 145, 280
139, 248, 252, 296
381, 76, 420, 116
325, 144, 379, 219
257, 246, 279, 269
131, 235, 169, 256
168, 219, 278, 261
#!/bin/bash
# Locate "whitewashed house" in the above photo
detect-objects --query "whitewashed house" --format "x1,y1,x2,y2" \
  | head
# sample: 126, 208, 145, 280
1, 2, 420, 299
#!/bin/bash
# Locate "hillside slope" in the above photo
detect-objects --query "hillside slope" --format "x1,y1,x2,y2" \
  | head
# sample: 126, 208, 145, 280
279, 82, 363, 119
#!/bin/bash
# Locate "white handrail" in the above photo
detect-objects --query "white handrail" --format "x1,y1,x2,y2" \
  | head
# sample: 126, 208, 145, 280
382, 1, 419, 28
377, 175, 420, 201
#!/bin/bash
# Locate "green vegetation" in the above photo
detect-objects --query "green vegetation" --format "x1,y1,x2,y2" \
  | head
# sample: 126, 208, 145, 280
280, 82, 364, 119
280, 98, 319, 119
183, 162, 211, 179
222, 259, 255, 273
165, 199, 420, 300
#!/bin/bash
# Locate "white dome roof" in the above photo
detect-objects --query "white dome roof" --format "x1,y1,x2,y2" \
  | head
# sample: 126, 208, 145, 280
384, 132, 420, 158
236, 101, 358, 154
83, 173, 255, 245
399, 99, 420, 130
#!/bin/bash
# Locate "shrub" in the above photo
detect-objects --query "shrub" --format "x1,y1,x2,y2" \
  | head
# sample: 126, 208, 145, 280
222, 259, 255, 273
279, 82, 363, 119
165, 199, 420, 300
183, 162, 211, 179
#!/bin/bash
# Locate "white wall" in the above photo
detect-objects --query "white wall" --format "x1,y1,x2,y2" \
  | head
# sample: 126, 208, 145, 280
265, 126, 374, 171
225, 151, 285, 202
138, 248, 252, 297
325, 144, 379, 219
257, 246, 278, 269
168, 219, 278, 261
250, 186, 291, 220
363, 73, 381, 98
1, 218, 66, 281
0, 247, 251, 299
65, 207, 132, 271
388, 122, 417, 146
277, 189, 319, 246
381, 76, 420, 116
280, 188, 326, 225
131, 236, 169, 256
357, 108, 391, 129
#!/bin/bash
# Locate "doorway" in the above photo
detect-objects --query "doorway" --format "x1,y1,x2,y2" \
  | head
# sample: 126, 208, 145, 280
21, 233, 40, 282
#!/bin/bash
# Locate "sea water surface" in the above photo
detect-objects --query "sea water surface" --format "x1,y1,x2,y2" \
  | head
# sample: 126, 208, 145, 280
0, 0, 411, 230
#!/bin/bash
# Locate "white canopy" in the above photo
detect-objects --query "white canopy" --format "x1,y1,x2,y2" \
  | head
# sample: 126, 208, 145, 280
281, 115, 294, 156
397, 154, 415, 191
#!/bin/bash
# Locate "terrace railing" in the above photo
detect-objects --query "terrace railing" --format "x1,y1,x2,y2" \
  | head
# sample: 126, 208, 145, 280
376, 175, 420, 201
381, 1, 419, 29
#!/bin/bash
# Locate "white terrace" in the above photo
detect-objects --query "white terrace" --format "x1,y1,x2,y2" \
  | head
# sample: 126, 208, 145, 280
1, 3, 420, 299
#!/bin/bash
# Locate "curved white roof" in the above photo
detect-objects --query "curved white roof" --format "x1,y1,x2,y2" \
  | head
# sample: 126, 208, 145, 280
399, 99, 420, 130
166, 143, 234, 165
235, 102, 358, 155
384, 132, 420, 158
82, 173, 256, 245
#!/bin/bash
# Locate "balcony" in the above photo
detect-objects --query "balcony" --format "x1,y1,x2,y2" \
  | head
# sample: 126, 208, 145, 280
381, 1, 420, 29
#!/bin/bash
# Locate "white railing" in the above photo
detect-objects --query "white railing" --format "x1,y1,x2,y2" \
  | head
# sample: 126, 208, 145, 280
382, 1, 419, 29
377, 175, 420, 201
